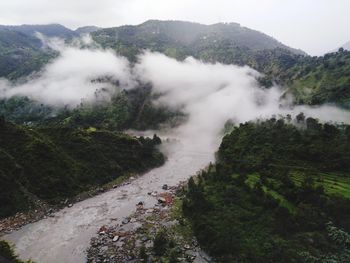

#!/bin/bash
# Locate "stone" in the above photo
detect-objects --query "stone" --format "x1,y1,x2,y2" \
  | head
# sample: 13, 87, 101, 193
68, 204, 73, 208
112, 236, 119, 242
158, 197, 166, 204
141, 236, 149, 242
100, 246, 108, 252
162, 184, 168, 190
122, 218, 130, 224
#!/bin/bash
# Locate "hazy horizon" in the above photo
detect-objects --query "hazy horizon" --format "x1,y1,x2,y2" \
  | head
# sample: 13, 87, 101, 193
0, 0, 349, 56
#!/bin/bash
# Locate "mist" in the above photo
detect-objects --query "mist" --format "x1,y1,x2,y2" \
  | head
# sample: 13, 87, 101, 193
135, 51, 350, 152
1, 42, 349, 154
0, 39, 133, 107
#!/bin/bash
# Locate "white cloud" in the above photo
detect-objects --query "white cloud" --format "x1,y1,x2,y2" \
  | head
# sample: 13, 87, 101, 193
0, 44, 134, 107
135, 51, 350, 151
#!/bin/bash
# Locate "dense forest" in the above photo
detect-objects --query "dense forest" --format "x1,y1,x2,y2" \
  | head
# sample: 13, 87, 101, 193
0, 117, 164, 218
183, 117, 350, 262
0, 84, 183, 130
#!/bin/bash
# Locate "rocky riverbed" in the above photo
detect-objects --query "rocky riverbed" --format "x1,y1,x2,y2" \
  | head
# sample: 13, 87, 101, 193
87, 183, 212, 263
2, 138, 215, 263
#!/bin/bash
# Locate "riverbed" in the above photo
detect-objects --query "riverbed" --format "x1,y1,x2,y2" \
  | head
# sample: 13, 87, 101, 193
3, 137, 215, 263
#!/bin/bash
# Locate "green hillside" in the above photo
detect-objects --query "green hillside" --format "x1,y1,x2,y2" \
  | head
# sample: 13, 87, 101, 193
0, 28, 55, 79
183, 117, 350, 262
92, 20, 304, 74
0, 117, 164, 218
280, 49, 350, 106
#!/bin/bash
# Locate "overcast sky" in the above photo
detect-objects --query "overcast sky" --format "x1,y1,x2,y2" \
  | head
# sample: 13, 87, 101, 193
0, 0, 349, 55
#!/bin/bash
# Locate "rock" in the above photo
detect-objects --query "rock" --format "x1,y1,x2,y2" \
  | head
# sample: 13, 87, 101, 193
158, 197, 166, 204
112, 236, 119, 242
162, 184, 168, 190
141, 236, 149, 242
100, 246, 108, 252
130, 176, 135, 180
137, 201, 144, 206
68, 204, 73, 208
122, 218, 130, 224
151, 192, 157, 197
184, 244, 191, 250
98, 225, 108, 235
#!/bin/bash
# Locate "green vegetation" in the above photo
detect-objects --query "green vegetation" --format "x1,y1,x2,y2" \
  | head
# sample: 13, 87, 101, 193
92, 20, 304, 75
183, 117, 350, 262
0, 86, 183, 131
0, 240, 34, 263
281, 49, 350, 106
0, 117, 164, 218
0, 28, 56, 79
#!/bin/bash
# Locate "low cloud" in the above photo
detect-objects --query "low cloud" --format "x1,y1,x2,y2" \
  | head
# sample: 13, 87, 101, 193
0, 40, 133, 107
0, 43, 349, 153
135, 51, 350, 151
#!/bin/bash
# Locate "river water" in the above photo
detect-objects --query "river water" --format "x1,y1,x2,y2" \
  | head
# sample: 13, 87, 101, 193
3, 137, 215, 263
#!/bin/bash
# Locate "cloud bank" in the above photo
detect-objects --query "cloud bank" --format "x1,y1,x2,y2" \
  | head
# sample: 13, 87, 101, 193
0, 41, 133, 107
135, 51, 350, 151
1, 42, 349, 153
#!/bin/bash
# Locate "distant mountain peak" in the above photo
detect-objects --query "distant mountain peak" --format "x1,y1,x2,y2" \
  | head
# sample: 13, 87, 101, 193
95, 19, 306, 55
0, 24, 76, 38
75, 26, 101, 35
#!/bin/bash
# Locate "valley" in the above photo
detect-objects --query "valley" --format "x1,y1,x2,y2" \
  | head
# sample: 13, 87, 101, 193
0, 18, 349, 263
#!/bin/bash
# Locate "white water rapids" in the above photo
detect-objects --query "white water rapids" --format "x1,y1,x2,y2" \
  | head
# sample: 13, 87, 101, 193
3, 135, 215, 263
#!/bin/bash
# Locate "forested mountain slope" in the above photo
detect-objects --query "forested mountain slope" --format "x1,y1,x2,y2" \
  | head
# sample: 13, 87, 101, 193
92, 20, 304, 72
0, 117, 164, 218
280, 49, 350, 106
0, 28, 54, 79
183, 117, 350, 262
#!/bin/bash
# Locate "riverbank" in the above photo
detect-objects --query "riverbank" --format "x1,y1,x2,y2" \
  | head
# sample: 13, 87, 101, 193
0, 172, 146, 236
86, 182, 213, 263
2, 139, 214, 263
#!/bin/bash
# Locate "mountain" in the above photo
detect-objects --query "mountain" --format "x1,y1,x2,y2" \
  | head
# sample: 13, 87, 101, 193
92, 20, 305, 73
0, 28, 55, 79
93, 20, 305, 54
0, 24, 78, 79
3, 20, 350, 113
279, 49, 350, 106
0, 24, 76, 38
75, 26, 101, 35
0, 20, 306, 80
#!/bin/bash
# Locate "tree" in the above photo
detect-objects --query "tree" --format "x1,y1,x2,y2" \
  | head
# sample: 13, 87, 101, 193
153, 230, 168, 256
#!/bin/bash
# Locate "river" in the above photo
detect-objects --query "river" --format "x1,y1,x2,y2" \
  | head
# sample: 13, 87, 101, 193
3, 137, 215, 263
